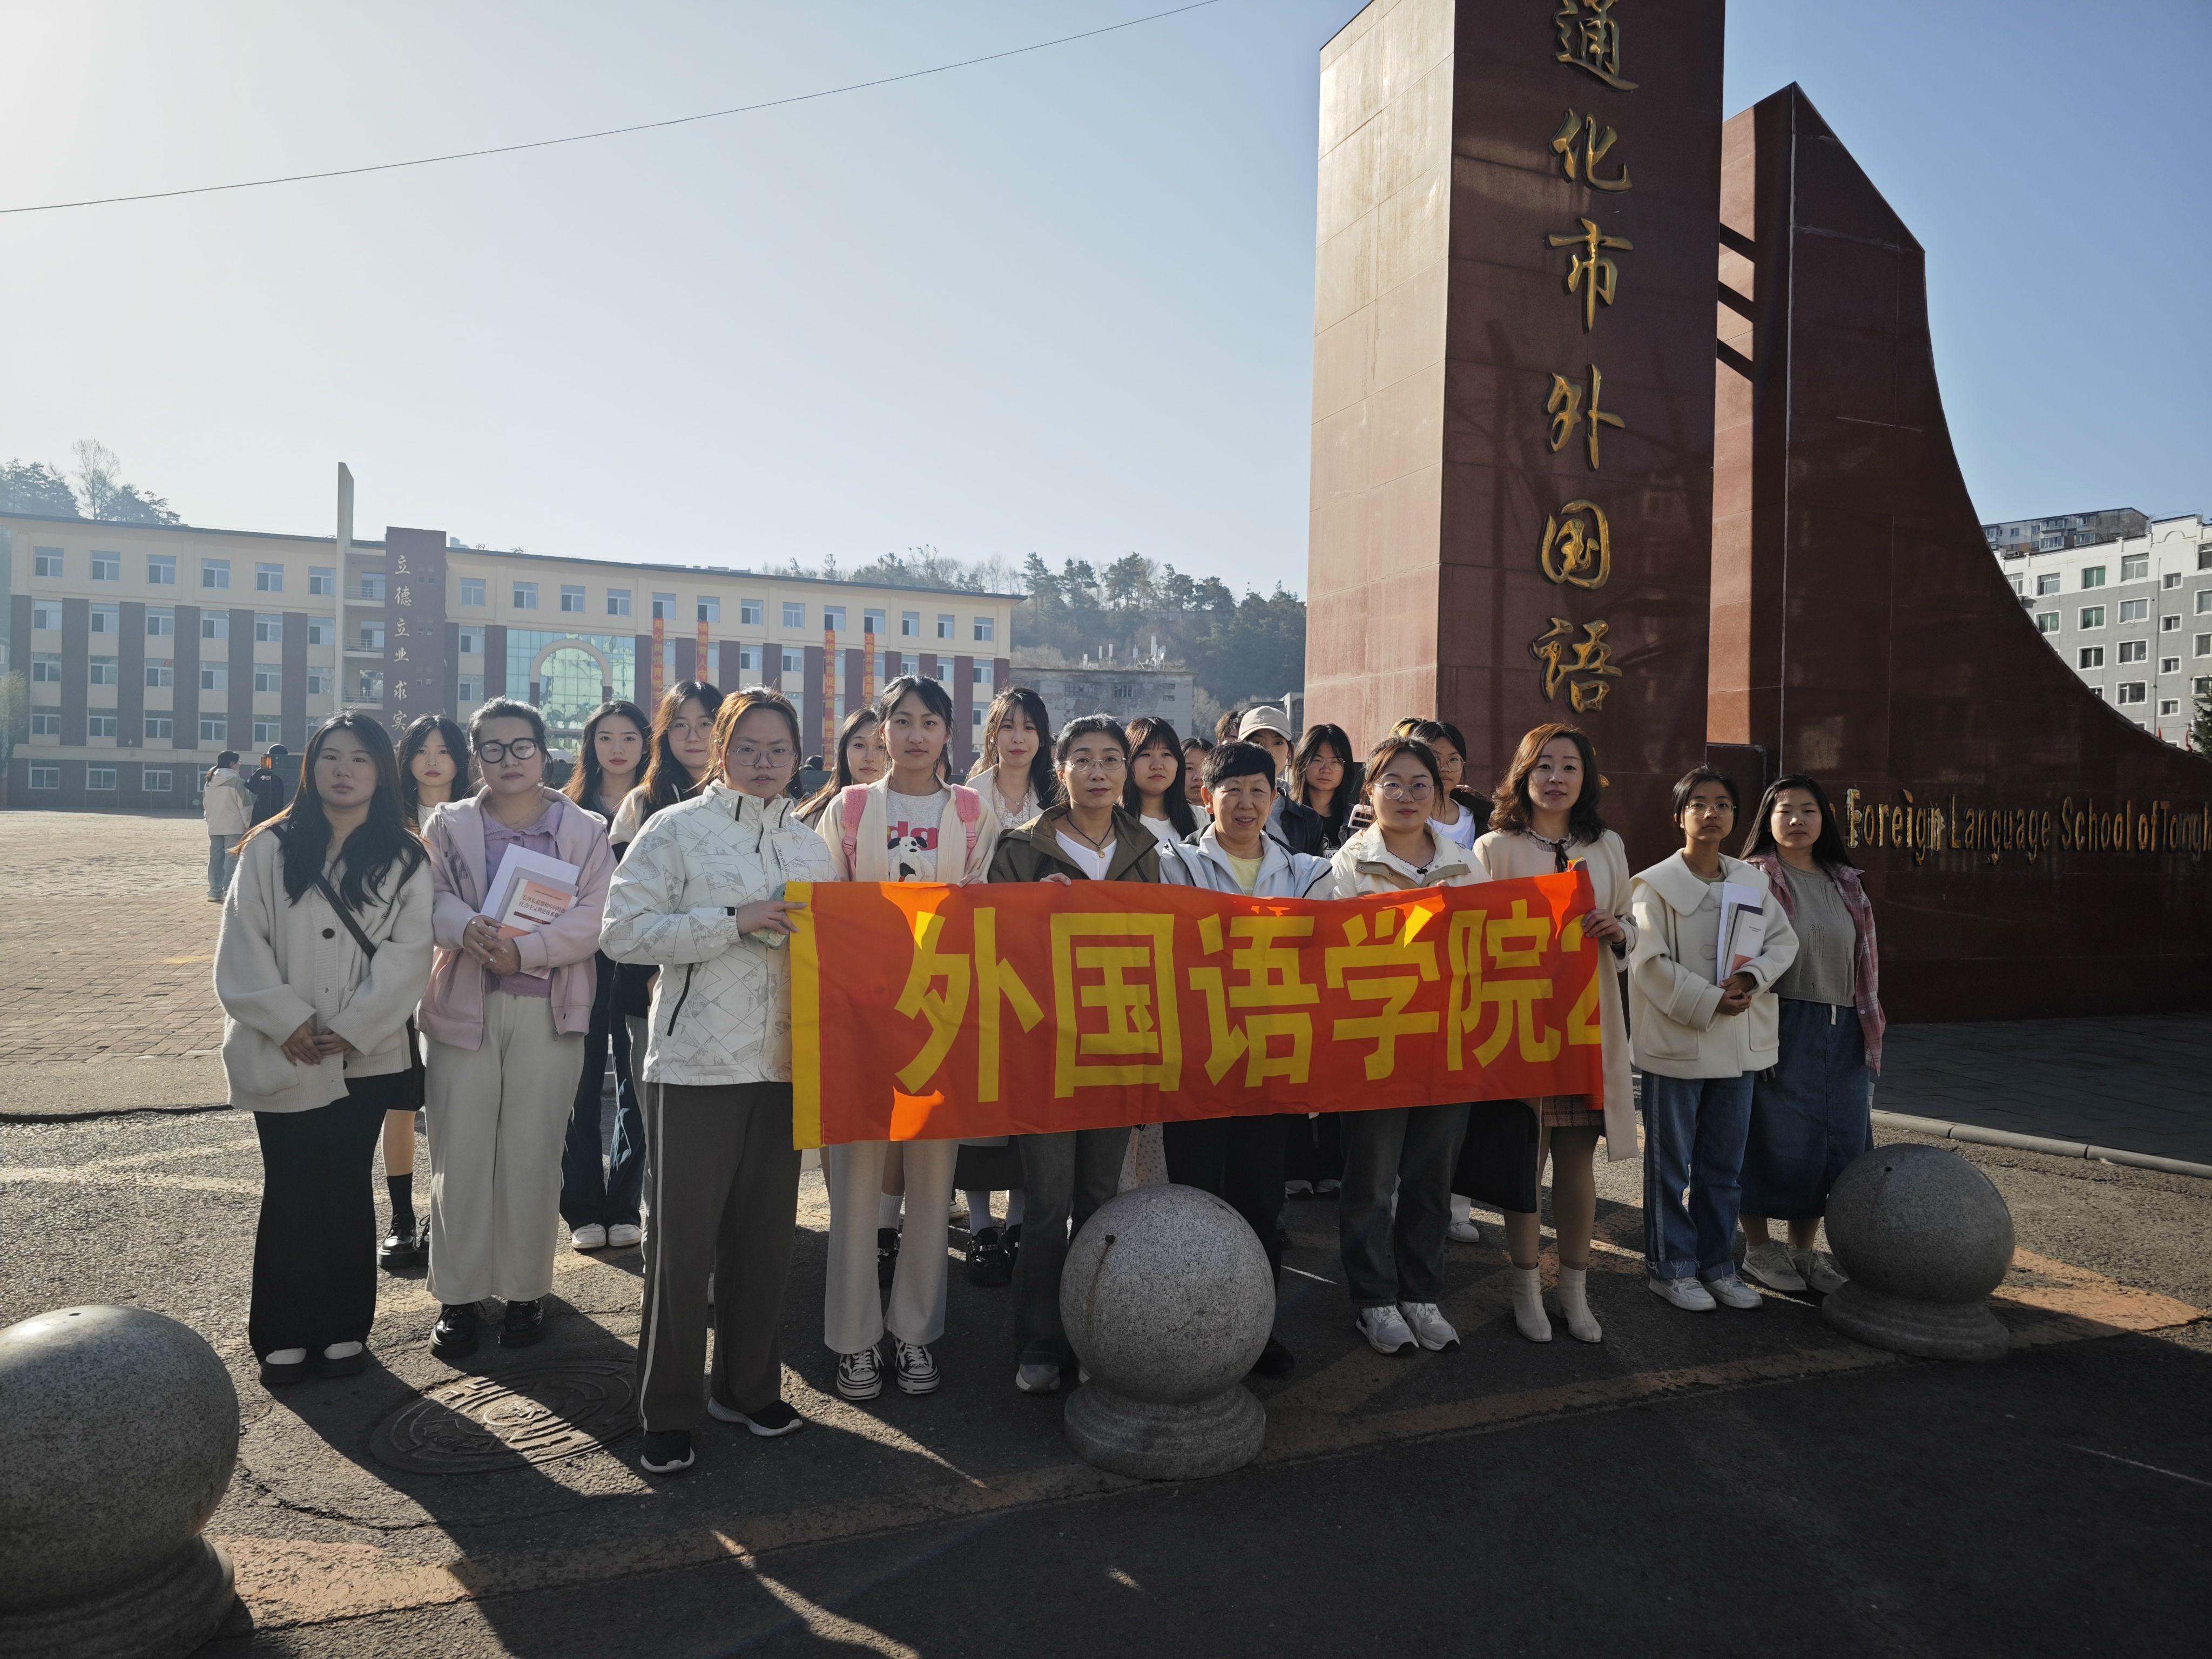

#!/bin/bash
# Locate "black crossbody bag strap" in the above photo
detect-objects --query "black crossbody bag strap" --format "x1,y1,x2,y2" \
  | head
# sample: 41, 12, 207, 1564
313, 867, 428, 1094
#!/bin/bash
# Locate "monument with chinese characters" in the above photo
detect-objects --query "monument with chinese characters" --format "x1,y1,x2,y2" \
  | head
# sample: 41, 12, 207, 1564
381, 527, 450, 735
1304, 1, 2211, 1019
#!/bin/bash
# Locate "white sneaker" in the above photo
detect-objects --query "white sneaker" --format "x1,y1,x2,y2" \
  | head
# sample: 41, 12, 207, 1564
1447, 1217, 1484, 1245
835, 1346, 884, 1400
1741, 1240, 1807, 1292
892, 1338, 940, 1395
1707, 1272, 1762, 1310
570, 1224, 608, 1251
1648, 1274, 1716, 1312
1355, 1304, 1418, 1355
1397, 1300, 1460, 1352
1792, 1247, 1849, 1294
605, 1223, 642, 1249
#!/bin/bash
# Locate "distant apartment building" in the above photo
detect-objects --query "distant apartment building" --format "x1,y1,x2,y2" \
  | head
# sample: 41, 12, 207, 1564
1010, 652, 1198, 733
1992, 511, 2211, 746
1982, 507, 2148, 556
3, 482, 1017, 810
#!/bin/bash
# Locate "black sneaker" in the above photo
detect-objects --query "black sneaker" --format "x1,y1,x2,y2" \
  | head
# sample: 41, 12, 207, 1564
379, 1218, 422, 1273
1250, 1334, 1296, 1379
639, 1429, 695, 1474
501, 1298, 545, 1347
707, 1397, 806, 1438
967, 1225, 1014, 1288
430, 1303, 478, 1360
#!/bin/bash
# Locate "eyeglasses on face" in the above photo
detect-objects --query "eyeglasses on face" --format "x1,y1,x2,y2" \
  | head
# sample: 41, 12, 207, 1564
476, 738, 541, 762
729, 743, 796, 767
1377, 778, 1434, 800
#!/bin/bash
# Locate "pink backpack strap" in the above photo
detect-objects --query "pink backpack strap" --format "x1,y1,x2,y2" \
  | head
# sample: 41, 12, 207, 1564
950, 785, 982, 865
839, 786, 868, 871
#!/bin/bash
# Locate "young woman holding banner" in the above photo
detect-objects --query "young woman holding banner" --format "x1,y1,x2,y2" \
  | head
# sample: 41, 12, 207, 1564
1627, 768, 1798, 1314
602, 687, 830, 1476
1472, 724, 1634, 1344
987, 714, 1164, 1395
817, 676, 1001, 1402
1326, 736, 1487, 1359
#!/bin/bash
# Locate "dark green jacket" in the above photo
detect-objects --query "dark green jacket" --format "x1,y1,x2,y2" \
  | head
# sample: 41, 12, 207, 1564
986, 803, 1161, 885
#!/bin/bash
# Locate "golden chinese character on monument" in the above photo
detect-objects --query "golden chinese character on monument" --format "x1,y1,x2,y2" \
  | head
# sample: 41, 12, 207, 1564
393, 616, 410, 637
1189, 913, 1318, 1087
1539, 500, 1612, 589
393, 585, 412, 609
1529, 616, 1622, 708
393, 554, 413, 576
390, 679, 408, 704
1549, 110, 1631, 191
1546, 218, 1633, 331
1554, 0, 1636, 91
1049, 914, 1182, 1096
393, 645, 409, 663
1324, 906, 1441, 1082
1545, 365, 1624, 469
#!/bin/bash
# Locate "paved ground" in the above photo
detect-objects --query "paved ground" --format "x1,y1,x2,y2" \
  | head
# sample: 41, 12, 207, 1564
3, 812, 2209, 1656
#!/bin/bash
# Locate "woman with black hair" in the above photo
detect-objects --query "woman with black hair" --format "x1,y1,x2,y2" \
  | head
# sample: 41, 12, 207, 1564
559, 700, 651, 1252
1125, 714, 1198, 846
968, 685, 1058, 831
1398, 719, 1492, 851
1290, 723, 1358, 852
377, 714, 473, 1270
1736, 774, 1886, 1296
798, 706, 889, 826
215, 714, 433, 1386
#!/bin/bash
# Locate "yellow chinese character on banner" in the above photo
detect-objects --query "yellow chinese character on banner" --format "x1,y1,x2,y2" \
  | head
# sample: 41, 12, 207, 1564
1546, 366, 1624, 469
1324, 906, 1441, 1081
893, 910, 970, 1091
1539, 500, 1611, 589
1530, 617, 1622, 707
1050, 914, 1182, 1096
1189, 914, 1318, 1087
1554, 0, 1636, 91
973, 908, 1043, 1102
1546, 218, 1633, 331
1445, 905, 1571, 1068
1550, 110, 1631, 191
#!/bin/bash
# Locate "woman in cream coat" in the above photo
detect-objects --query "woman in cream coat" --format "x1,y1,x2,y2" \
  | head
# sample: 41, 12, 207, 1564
1473, 724, 1634, 1345
215, 714, 433, 1386
1627, 767, 1799, 1314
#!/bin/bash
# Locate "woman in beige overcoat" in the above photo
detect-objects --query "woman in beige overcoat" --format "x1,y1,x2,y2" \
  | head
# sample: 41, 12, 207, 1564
1473, 724, 1635, 1346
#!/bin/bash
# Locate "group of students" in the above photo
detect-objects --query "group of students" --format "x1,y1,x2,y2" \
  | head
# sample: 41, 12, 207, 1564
212, 670, 1883, 1478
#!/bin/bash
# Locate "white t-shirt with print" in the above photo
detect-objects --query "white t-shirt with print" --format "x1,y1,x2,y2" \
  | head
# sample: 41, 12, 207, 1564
886, 788, 948, 882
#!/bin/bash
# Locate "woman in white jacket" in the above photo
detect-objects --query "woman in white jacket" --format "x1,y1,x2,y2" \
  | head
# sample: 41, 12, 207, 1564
817, 675, 1001, 1402
601, 686, 833, 1476
214, 715, 433, 1387
1326, 735, 1488, 1359
1627, 767, 1799, 1313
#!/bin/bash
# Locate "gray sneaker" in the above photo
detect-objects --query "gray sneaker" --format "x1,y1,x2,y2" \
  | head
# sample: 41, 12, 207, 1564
1648, 1274, 1717, 1312
1706, 1271, 1762, 1310
1792, 1247, 1849, 1294
1741, 1240, 1807, 1292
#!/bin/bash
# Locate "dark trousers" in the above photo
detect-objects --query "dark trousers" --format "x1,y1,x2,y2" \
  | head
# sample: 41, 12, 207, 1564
561, 953, 645, 1229
248, 1074, 405, 1360
1014, 1127, 1130, 1366
1283, 1113, 1344, 1186
638, 1082, 801, 1431
1338, 1102, 1469, 1307
1163, 1114, 1290, 1285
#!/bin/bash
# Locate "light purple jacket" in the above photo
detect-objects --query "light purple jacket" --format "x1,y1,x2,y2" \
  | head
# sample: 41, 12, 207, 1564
419, 787, 614, 1050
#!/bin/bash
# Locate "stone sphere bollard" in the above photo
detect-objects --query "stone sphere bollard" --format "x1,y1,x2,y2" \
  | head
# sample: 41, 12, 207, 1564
1822, 1144, 2015, 1362
0, 1306, 241, 1658
1060, 1184, 1275, 1480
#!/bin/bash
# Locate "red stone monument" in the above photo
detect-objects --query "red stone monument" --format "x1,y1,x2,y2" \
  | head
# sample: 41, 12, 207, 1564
1304, 6, 2212, 1019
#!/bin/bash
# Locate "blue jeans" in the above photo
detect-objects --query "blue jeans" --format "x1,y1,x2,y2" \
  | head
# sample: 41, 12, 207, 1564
207, 834, 240, 899
560, 958, 645, 1229
1641, 1071, 1754, 1282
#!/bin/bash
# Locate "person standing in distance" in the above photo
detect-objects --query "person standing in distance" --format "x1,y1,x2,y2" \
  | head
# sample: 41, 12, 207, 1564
203, 750, 252, 901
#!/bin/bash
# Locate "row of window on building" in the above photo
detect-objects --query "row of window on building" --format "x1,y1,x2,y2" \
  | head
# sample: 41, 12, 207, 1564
24, 714, 287, 745
29, 603, 328, 644
30, 547, 338, 594
22, 764, 177, 793
2032, 601, 2212, 635
2009, 548, 2212, 597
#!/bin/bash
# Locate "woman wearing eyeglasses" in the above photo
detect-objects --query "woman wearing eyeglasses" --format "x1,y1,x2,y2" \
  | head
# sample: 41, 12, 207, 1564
1326, 735, 1488, 1359
602, 688, 833, 1475
416, 699, 616, 1363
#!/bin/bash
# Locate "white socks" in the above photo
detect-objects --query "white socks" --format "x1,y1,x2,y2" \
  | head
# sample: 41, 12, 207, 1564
1556, 1266, 1602, 1343
877, 1193, 903, 1229
1004, 1189, 1024, 1226
963, 1190, 995, 1230
1451, 1193, 1472, 1225
265, 1347, 307, 1366
1509, 1266, 1552, 1343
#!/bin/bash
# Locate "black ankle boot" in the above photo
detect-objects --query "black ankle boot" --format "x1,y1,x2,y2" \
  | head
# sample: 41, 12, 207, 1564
431, 1302, 478, 1359
501, 1298, 545, 1347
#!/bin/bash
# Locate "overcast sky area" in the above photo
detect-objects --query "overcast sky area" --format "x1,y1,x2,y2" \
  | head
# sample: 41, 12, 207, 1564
2, 1, 2204, 597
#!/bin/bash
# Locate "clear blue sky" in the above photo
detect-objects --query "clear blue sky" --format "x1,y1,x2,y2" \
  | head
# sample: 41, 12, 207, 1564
2, 1, 2203, 596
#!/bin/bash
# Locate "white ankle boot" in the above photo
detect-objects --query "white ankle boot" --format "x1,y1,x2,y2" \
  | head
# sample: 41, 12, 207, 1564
1509, 1266, 1552, 1343
1555, 1265, 1602, 1343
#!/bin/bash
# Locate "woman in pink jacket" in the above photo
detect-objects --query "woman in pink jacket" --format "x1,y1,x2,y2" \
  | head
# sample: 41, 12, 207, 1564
417, 699, 615, 1360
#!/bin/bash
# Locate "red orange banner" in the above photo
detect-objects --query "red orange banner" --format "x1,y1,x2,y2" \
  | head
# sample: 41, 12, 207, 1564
790, 871, 1604, 1148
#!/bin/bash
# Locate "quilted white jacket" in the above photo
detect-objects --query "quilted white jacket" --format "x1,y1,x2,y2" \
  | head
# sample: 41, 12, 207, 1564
599, 782, 835, 1087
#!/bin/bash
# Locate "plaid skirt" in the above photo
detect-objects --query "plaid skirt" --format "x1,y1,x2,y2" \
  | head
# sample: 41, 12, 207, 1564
1533, 1093, 1602, 1129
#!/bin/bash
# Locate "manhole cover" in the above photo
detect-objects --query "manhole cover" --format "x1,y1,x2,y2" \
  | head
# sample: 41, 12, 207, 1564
369, 1359, 638, 1474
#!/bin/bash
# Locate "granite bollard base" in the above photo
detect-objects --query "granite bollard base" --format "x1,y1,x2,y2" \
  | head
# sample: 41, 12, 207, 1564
1059, 1184, 1276, 1481
0, 1305, 242, 1658
1821, 1143, 2015, 1363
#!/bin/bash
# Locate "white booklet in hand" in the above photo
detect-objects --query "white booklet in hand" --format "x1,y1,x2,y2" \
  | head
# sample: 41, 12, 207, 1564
482, 847, 581, 976
1716, 882, 1766, 982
